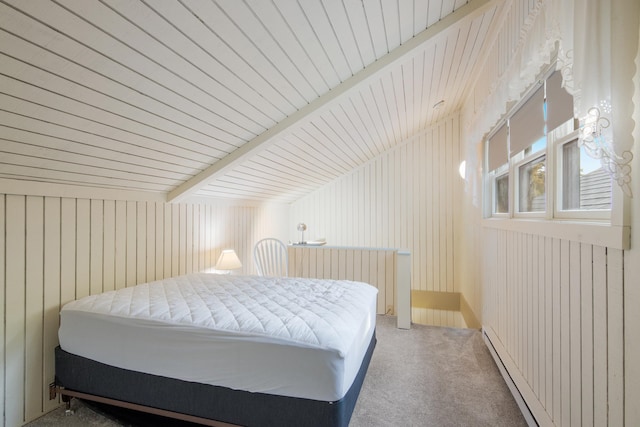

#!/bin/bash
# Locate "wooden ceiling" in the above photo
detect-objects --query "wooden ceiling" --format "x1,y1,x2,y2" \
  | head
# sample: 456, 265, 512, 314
0, 0, 499, 203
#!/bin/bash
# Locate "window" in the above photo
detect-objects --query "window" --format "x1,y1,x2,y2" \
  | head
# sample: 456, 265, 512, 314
518, 155, 546, 213
494, 171, 509, 214
555, 135, 612, 217
485, 67, 611, 221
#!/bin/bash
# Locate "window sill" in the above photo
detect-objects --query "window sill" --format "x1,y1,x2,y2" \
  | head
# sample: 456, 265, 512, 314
482, 217, 630, 250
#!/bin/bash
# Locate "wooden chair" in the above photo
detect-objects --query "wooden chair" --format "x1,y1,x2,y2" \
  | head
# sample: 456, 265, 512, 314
253, 238, 289, 277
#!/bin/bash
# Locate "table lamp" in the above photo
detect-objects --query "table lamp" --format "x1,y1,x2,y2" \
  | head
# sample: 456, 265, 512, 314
215, 249, 242, 274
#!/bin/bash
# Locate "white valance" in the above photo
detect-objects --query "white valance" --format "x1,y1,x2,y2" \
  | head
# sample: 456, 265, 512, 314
463, 0, 639, 197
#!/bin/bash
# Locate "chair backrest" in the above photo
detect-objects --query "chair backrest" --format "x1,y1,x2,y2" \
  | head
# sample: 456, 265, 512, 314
253, 238, 289, 277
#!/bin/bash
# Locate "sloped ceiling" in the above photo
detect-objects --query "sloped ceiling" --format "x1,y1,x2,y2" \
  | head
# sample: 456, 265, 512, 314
0, 0, 499, 204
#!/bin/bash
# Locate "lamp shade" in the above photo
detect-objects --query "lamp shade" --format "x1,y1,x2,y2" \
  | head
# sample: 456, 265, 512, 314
215, 249, 242, 270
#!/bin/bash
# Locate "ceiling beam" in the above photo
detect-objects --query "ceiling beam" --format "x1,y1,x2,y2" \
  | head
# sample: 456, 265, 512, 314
167, 0, 495, 203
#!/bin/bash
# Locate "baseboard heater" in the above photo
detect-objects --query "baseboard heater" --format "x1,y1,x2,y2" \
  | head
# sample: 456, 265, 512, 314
482, 328, 538, 427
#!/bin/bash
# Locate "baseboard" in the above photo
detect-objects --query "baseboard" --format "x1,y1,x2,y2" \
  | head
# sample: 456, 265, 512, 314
482, 328, 540, 427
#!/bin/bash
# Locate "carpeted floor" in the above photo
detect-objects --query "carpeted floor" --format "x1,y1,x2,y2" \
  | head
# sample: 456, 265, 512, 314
27, 316, 526, 427
350, 316, 526, 427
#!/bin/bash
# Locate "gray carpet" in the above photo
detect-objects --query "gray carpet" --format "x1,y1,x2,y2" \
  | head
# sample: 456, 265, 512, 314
350, 316, 526, 427
28, 316, 526, 427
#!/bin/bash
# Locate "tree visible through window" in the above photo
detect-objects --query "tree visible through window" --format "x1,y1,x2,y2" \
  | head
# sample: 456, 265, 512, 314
495, 174, 509, 214
519, 156, 546, 212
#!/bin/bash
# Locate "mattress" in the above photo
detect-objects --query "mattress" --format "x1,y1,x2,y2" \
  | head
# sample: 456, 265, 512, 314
58, 273, 378, 402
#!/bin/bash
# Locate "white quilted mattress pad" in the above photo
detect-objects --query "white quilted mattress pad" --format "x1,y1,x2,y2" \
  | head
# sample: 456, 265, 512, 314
61, 273, 378, 357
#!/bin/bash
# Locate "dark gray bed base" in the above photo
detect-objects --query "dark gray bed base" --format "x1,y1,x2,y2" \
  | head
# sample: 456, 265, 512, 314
55, 332, 376, 427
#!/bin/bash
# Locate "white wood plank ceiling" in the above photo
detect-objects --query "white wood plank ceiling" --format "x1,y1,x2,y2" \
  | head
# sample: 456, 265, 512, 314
0, 0, 499, 203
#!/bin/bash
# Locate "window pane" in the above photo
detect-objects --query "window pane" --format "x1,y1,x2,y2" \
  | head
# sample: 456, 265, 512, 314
562, 141, 580, 209
494, 174, 509, 214
561, 140, 612, 210
519, 156, 546, 212
525, 135, 547, 157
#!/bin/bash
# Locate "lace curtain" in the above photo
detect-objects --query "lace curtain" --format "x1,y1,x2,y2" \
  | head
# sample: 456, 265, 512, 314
463, 0, 639, 197
556, 0, 637, 197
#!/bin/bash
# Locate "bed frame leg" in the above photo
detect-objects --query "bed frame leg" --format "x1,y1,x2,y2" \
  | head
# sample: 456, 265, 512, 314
50, 383, 75, 416
62, 394, 74, 415
61, 391, 73, 414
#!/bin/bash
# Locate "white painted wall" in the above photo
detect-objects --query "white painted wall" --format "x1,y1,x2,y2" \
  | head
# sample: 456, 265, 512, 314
458, 5, 640, 427
0, 194, 288, 426
481, 228, 625, 425
291, 114, 465, 327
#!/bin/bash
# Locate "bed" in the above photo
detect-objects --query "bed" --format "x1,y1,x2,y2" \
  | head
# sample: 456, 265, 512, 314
54, 273, 378, 426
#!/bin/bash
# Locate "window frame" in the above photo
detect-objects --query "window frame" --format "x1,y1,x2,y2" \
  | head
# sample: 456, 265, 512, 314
553, 129, 611, 220
490, 166, 510, 218
481, 65, 630, 250
513, 150, 547, 218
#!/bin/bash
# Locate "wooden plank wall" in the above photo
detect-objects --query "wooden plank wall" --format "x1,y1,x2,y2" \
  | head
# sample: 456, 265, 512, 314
482, 227, 624, 426
288, 246, 396, 315
290, 116, 463, 327
0, 194, 288, 427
